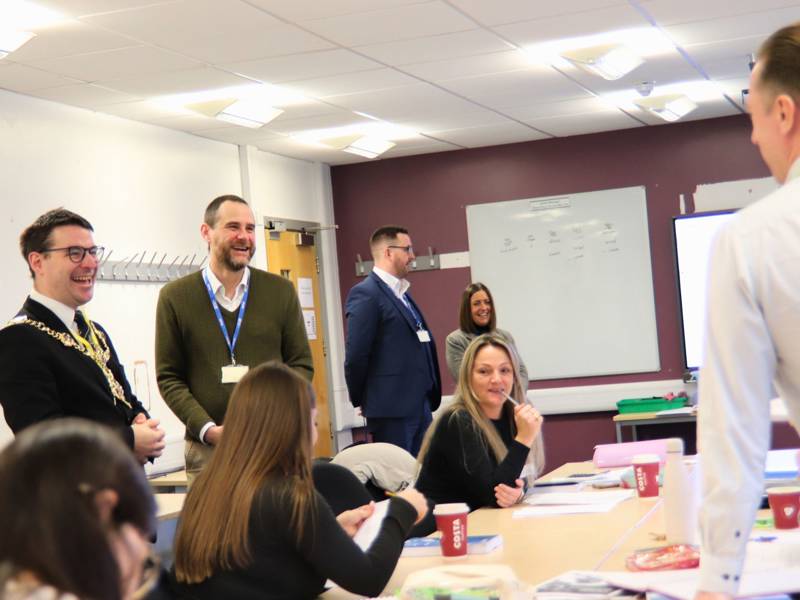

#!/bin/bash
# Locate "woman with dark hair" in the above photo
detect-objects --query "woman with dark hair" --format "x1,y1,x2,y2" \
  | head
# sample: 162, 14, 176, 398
415, 334, 545, 535
171, 361, 427, 600
0, 418, 158, 600
445, 282, 529, 388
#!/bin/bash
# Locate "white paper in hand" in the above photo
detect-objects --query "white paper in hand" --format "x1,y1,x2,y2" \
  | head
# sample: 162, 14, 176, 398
353, 499, 390, 551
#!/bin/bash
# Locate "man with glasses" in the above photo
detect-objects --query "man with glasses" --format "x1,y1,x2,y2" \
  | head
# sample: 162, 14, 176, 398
345, 225, 441, 455
0, 208, 165, 463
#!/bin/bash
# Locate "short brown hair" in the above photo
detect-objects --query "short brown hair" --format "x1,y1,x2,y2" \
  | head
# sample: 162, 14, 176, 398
204, 194, 249, 227
369, 225, 408, 250
757, 22, 800, 102
19, 208, 93, 277
459, 282, 497, 334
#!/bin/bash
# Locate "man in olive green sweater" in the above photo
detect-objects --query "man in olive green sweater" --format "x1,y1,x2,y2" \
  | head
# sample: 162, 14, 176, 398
155, 195, 313, 483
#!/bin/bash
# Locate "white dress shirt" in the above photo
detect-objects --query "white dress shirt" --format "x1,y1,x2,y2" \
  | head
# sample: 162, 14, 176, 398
372, 266, 410, 304
29, 289, 79, 334
203, 265, 250, 312
198, 265, 250, 443
698, 159, 800, 594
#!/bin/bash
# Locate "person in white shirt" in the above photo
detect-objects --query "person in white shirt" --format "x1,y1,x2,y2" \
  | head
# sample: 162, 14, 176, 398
696, 21, 800, 600
0, 208, 164, 464
344, 226, 442, 455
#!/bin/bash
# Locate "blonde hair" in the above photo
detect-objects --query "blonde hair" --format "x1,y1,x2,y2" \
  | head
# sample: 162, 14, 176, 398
173, 362, 316, 584
419, 334, 544, 479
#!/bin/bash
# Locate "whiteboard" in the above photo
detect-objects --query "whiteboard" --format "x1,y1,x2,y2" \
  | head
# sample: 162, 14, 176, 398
466, 186, 660, 380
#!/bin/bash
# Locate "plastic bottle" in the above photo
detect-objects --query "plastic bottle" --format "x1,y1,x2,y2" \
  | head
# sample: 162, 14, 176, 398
662, 437, 699, 545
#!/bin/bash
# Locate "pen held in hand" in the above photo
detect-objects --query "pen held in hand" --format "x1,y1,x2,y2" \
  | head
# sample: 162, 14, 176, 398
502, 390, 520, 406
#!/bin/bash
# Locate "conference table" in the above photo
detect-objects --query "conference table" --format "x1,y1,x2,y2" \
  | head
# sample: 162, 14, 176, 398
323, 462, 666, 599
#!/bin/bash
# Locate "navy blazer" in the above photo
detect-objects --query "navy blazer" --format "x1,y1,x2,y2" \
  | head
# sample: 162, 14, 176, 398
344, 272, 441, 418
0, 298, 147, 448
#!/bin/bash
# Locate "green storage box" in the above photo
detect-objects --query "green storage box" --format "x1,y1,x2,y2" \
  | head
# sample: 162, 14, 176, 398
616, 396, 688, 414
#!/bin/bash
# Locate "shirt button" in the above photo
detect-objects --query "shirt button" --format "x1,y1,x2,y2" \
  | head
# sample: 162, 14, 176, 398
734, 530, 741, 538
723, 574, 730, 581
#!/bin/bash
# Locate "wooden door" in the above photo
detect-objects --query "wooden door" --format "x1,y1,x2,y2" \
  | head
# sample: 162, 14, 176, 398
265, 231, 332, 456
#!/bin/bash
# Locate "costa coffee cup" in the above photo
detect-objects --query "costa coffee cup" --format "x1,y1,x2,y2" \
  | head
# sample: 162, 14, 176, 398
767, 486, 800, 529
433, 502, 469, 558
631, 454, 660, 498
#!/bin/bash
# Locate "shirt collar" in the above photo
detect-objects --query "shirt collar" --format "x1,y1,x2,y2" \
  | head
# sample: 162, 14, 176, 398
29, 288, 77, 331
372, 266, 410, 298
787, 158, 800, 183
204, 265, 250, 299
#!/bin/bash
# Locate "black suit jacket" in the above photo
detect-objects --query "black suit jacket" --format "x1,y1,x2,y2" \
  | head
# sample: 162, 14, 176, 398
344, 272, 441, 418
0, 297, 146, 448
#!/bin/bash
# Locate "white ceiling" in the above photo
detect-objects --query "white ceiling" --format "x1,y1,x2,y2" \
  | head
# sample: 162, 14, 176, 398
3, 0, 799, 165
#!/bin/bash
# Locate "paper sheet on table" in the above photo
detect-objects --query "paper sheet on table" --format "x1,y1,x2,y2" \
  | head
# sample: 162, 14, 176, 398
766, 448, 799, 478
513, 503, 621, 518
353, 499, 390, 551
524, 489, 634, 506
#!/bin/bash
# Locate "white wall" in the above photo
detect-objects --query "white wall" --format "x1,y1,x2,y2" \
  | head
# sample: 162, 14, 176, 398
0, 89, 340, 462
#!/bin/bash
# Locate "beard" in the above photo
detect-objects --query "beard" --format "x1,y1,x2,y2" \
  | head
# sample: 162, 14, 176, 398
216, 243, 254, 271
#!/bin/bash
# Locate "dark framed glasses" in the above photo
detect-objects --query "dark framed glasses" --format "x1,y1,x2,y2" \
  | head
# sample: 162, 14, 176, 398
41, 245, 105, 263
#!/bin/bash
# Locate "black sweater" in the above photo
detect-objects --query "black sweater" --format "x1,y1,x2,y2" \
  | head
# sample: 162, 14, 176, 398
416, 408, 530, 511
170, 481, 417, 600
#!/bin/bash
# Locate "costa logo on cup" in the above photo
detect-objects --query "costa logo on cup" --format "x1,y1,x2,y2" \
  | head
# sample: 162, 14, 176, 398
433, 502, 469, 558
452, 521, 463, 549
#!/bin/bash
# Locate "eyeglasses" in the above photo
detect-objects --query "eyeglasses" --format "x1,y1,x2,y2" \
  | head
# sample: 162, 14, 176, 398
387, 245, 414, 254
41, 245, 105, 263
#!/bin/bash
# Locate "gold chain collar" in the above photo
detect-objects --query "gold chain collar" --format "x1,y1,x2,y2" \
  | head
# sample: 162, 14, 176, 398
6, 317, 131, 409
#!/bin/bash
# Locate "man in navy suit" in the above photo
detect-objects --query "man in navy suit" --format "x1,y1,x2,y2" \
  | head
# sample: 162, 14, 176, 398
345, 225, 441, 456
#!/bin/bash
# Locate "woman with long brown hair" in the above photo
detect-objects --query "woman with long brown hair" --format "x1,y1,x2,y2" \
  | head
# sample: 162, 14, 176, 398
171, 362, 427, 599
415, 334, 545, 534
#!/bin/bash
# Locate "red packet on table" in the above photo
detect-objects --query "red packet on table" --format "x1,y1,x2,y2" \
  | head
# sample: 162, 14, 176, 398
626, 544, 700, 571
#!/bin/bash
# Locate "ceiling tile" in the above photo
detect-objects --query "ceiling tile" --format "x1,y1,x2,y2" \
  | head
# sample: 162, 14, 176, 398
715, 76, 750, 109
502, 97, 621, 120
523, 109, 642, 136
643, 0, 800, 26
99, 99, 186, 120
254, 137, 356, 163
560, 53, 702, 95
493, 5, 649, 47
263, 112, 374, 136
246, 0, 432, 22
629, 98, 740, 126
450, 0, 632, 26
82, 0, 282, 46
163, 24, 334, 64
30, 83, 138, 107
99, 67, 253, 97
36, 0, 180, 18
664, 7, 800, 46
430, 122, 549, 147
381, 140, 460, 158
271, 100, 343, 119
393, 107, 512, 132
300, 1, 477, 47
355, 29, 514, 65
439, 68, 592, 109
322, 83, 483, 120
145, 113, 234, 132
223, 50, 381, 84
0, 62, 81, 92
191, 126, 284, 144
29, 46, 203, 82
8, 21, 136, 63
288, 68, 419, 97
400, 50, 533, 81
682, 36, 765, 80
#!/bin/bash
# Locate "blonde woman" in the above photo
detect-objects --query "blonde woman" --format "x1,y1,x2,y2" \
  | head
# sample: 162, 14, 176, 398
415, 334, 545, 533
172, 362, 427, 600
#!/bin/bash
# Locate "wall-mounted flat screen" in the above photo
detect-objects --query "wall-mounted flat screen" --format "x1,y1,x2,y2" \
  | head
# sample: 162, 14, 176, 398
673, 210, 736, 371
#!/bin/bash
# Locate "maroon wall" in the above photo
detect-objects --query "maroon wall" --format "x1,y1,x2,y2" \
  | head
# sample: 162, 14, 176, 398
331, 115, 775, 463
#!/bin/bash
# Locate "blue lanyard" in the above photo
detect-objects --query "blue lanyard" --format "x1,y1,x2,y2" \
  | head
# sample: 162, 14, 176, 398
203, 271, 249, 364
403, 294, 423, 330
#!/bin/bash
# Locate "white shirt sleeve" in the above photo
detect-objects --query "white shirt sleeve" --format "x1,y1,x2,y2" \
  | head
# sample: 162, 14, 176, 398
696, 223, 775, 594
